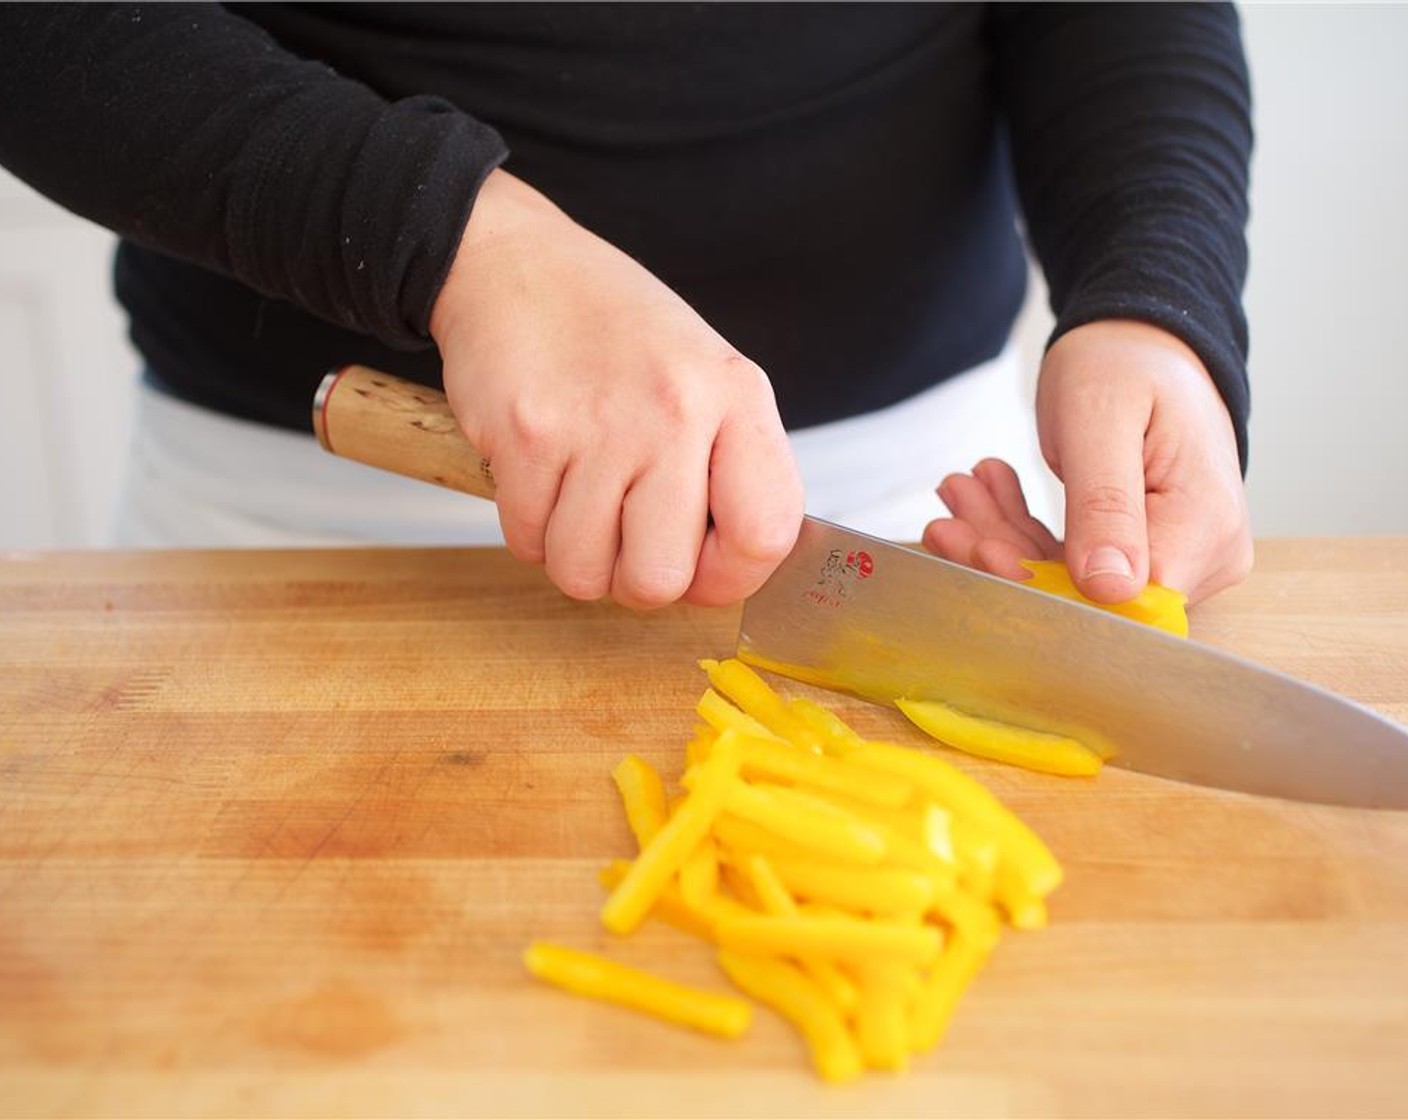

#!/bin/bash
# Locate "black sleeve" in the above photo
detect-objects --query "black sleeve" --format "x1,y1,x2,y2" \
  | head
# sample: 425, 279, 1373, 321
988, 2, 1253, 468
0, 2, 508, 349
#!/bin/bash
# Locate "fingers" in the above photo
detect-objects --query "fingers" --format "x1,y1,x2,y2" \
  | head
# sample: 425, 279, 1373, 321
685, 389, 804, 608
491, 454, 562, 567
922, 516, 1034, 582
971, 459, 1062, 557
923, 458, 1061, 582
541, 457, 625, 601
1051, 413, 1151, 605
612, 452, 709, 610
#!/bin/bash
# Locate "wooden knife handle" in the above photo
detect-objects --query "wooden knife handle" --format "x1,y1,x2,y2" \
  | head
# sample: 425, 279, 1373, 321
312, 365, 496, 501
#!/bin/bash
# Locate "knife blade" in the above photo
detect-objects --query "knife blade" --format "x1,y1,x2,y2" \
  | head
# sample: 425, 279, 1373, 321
313, 365, 1408, 809
737, 516, 1408, 809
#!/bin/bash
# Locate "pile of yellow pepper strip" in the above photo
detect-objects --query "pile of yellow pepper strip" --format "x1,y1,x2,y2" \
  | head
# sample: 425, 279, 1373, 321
524, 657, 1063, 1083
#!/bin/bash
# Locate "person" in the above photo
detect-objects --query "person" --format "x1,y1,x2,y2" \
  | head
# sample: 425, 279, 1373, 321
0, 3, 1254, 610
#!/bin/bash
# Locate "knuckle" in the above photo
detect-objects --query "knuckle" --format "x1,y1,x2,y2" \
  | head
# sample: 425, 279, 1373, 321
504, 397, 559, 461
1074, 484, 1142, 524
735, 516, 801, 566
645, 369, 704, 432
551, 567, 610, 602
616, 564, 693, 609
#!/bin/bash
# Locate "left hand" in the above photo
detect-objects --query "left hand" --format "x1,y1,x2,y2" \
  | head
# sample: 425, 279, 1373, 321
922, 319, 1253, 606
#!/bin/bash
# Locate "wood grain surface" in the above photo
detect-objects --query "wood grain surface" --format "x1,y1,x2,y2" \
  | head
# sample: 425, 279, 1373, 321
2, 540, 1406, 1119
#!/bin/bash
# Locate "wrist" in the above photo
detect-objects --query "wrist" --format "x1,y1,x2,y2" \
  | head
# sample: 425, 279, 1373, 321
429, 167, 566, 343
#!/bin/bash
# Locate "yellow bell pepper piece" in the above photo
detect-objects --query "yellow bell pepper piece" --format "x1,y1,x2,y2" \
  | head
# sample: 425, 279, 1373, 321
597, 860, 716, 941
896, 697, 1104, 778
611, 754, 668, 851
699, 658, 823, 751
907, 932, 992, 1053
601, 731, 741, 935
766, 857, 937, 917
696, 687, 785, 744
524, 941, 752, 1040
711, 813, 821, 867
678, 836, 721, 911
722, 781, 888, 866
737, 733, 914, 809
713, 912, 943, 968
735, 853, 861, 1016
845, 741, 1063, 899
1019, 558, 1189, 637
854, 961, 913, 1072
717, 950, 864, 1084
786, 697, 868, 756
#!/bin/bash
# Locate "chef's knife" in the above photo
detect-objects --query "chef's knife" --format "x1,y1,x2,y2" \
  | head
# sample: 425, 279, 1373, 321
313, 365, 1408, 809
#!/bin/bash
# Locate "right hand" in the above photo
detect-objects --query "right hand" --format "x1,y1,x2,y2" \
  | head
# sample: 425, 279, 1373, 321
428, 169, 803, 609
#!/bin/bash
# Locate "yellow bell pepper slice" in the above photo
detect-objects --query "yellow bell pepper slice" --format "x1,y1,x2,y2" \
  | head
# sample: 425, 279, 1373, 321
854, 960, 913, 1072
1019, 558, 1189, 637
597, 860, 716, 941
696, 687, 786, 744
601, 731, 741, 935
734, 853, 861, 1016
678, 836, 721, 911
845, 741, 1063, 898
786, 697, 868, 756
765, 857, 937, 917
611, 754, 668, 851
907, 932, 992, 1053
713, 912, 943, 968
737, 734, 914, 809
524, 941, 752, 1040
717, 950, 863, 1084
699, 658, 823, 751
722, 781, 888, 866
896, 697, 1104, 778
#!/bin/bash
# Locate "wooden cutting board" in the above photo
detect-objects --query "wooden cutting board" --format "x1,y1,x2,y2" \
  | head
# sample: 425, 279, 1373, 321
2, 540, 1406, 1119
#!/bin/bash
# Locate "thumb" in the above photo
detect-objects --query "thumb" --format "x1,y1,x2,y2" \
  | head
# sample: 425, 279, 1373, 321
1057, 421, 1150, 606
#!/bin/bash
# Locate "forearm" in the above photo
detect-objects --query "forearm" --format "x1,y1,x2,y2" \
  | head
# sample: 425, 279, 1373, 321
0, 2, 507, 347
990, 2, 1253, 467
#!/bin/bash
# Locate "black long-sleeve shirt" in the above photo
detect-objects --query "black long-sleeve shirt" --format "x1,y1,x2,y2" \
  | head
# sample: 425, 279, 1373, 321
0, 2, 1254, 465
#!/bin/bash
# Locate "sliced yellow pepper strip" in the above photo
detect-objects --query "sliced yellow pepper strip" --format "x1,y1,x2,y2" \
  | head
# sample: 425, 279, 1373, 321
716, 950, 864, 1085
712, 813, 821, 867
723, 781, 888, 866
699, 658, 823, 752
809, 790, 958, 885
714, 912, 943, 968
736, 852, 797, 917
896, 697, 1104, 778
767, 858, 937, 917
611, 754, 669, 851
598, 859, 716, 941
601, 731, 742, 935
928, 884, 1003, 951
1019, 558, 1189, 637
524, 941, 752, 1040
1002, 891, 1048, 931
696, 687, 786, 744
907, 932, 992, 1053
847, 742, 1063, 898
855, 961, 913, 1072
736, 853, 861, 1016
787, 697, 868, 756
737, 734, 914, 809
678, 836, 720, 911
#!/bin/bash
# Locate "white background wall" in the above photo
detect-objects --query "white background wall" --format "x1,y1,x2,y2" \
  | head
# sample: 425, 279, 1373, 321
1, 3, 1405, 550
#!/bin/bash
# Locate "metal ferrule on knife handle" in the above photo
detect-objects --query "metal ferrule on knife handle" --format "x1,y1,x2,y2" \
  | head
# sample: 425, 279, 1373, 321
313, 366, 497, 501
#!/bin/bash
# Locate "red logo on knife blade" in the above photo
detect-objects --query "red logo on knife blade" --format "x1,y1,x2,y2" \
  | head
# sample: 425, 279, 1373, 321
805, 548, 875, 607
